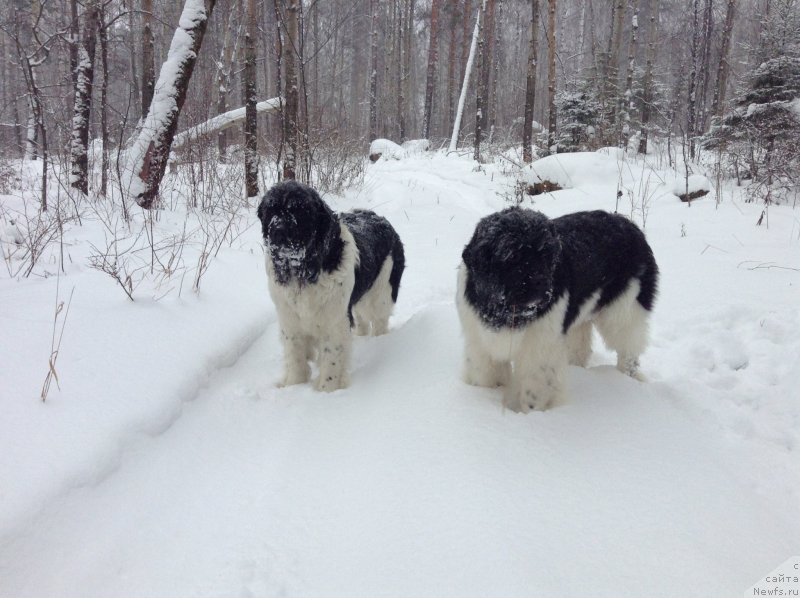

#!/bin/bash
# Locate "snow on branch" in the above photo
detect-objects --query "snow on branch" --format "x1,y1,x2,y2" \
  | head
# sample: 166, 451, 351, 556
126, 0, 216, 209
172, 97, 282, 148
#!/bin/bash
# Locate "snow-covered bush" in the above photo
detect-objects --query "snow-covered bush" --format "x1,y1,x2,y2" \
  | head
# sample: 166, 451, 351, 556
672, 174, 712, 202
369, 139, 406, 162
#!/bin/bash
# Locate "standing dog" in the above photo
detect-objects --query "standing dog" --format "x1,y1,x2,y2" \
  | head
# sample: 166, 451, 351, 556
457, 207, 658, 412
258, 181, 404, 392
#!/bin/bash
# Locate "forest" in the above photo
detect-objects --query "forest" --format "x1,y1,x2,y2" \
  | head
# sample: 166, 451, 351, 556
1, 0, 798, 208
1, 1, 799, 596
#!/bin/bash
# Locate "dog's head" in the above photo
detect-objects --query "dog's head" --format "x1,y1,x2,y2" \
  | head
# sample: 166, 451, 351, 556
257, 181, 342, 285
462, 208, 561, 327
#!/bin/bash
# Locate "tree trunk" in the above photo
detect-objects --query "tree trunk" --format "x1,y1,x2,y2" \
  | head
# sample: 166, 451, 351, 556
546, 0, 556, 150
69, 0, 79, 94
297, 0, 310, 181
394, 0, 406, 141
478, 0, 496, 134
422, 0, 442, 139
243, 0, 258, 199
273, 0, 283, 153
129, 0, 217, 209
216, 8, 238, 161
638, 0, 659, 154
450, 0, 482, 152
488, 0, 502, 140
99, 6, 110, 197
696, 0, 714, 135
711, 0, 736, 118
282, 0, 300, 181
400, 0, 415, 141
446, 0, 458, 130
141, 0, 155, 117
70, 0, 99, 196
609, 0, 625, 143
686, 0, 699, 158
369, 0, 379, 141
126, 0, 141, 120
522, 0, 540, 163
620, 0, 639, 148
473, 0, 488, 161
173, 98, 281, 148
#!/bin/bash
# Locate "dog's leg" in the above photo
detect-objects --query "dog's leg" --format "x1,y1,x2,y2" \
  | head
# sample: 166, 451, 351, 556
505, 334, 567, 412
369, 257, 395, 336
462, 340, 510, 388
352, 256, 394, 336
594, 282, 650, 381
314, 321, 352, 392
279, 328, 311, 386
353, 312, 371, 336
566, 321, 593, 367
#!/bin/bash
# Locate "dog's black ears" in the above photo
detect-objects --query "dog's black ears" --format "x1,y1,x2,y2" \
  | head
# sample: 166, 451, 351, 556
256, 197, 270, 223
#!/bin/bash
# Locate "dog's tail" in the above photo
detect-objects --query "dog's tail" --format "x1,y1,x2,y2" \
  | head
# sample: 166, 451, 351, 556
389, 235, 405, 303
636, 251, 659, 312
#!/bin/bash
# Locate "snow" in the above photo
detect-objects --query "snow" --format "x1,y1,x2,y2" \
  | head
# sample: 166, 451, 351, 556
0, 219, 23, 245
369, 138, 406, 160
522, 149, 635, 191
1, 151, 799, 597
400, 138, 431, 154
672, 173, 712, 197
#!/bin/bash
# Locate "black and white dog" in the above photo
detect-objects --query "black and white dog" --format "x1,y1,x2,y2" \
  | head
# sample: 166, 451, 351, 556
457, 207, 658, 412
258, 181, 404, 392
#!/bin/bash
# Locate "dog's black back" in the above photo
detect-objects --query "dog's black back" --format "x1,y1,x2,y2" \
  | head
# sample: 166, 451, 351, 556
553, 210, 658, 330
257, 182, 405, 323
340, 209, 405, 313
462, 207, 658, 331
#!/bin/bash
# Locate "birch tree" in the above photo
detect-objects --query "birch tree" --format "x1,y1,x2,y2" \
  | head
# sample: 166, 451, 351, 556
638, 0, 660, 154
281, 0, 300, 180
70, 0, 100, 195
620, 0, 639, 148
128, 0, 217, 209
450, 0, 482, 152
243, 0, 258, 199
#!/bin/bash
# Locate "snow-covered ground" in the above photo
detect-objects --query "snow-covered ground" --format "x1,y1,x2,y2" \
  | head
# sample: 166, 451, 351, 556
1, 150, 798, 597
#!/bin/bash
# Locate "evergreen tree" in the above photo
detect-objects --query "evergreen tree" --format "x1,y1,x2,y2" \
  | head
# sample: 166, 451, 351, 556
555, 88, 601, 152
704, 55, 800, 199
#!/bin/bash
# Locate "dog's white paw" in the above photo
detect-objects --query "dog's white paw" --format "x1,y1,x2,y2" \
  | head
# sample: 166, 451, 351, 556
504, 372, 560, 412
462, 358, 510, 388
503, 388, 553, 413
618, 356, 645, 381
313, 373, 349, 393
278, 365, 311, 387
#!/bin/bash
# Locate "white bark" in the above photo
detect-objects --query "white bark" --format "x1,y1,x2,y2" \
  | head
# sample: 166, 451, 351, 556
449, 2, 484, 153
173, 98, 282, 148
